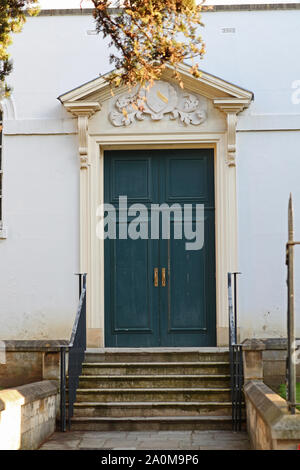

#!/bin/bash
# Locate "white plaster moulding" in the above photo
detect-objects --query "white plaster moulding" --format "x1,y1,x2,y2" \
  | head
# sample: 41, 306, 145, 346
4, 115, 300, 135
3, 119, 77, 135
64, 102, 101, 169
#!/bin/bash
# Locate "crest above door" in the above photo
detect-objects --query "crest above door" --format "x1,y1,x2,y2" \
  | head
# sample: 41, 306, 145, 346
58, 63, 253, 169
58, 63, 253, 130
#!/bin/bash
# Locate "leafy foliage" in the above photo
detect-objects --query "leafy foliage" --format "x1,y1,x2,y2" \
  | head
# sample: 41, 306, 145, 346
279, 383, 300, 410
91, 0, 206, 90
0, 0, 39, 97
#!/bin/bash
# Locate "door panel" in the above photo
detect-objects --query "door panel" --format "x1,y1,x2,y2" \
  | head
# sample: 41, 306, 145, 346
159, 151, 215, 346
105, 152, 159, 347
104, 149, 216, 347
111, 157, 152, 202
166, 156, 208, 201
159, 211, 216, 347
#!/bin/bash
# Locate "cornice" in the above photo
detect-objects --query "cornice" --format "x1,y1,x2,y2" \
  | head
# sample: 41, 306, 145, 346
58, 66, 254, 106
213, 98, 251, 114
35, 5, 300, 17
63, 101, 101, 117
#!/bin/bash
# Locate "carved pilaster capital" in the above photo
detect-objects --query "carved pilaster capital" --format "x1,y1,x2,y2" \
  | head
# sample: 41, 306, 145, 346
64, 101, 101, 118
64, 101, 101, 169
225, 112, 238, 167
78, 115, 89, 169
213, 98, 250, 167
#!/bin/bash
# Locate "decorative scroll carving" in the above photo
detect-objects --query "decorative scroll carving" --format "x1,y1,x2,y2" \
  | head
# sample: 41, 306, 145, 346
78, 115, 89, 169
64, 101, 100, 170
213, 99, 249, 167
109, 81, 207, 127
226, 112, 237, 167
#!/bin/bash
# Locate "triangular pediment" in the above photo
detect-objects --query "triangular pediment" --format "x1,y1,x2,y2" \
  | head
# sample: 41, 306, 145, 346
58, 63, 253, 108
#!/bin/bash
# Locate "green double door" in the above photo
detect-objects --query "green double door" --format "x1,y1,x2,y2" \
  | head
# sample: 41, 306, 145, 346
104, 149, 216, 347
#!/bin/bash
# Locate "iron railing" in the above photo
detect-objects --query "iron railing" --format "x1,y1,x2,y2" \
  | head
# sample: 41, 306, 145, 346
286, 195, 300, 414
60, 273, 87, 431
228, 272, 244, 431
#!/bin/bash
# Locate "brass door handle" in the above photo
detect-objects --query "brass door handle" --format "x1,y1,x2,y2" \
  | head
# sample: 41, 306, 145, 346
162, 268, 166, 287
154, 268, 159, 287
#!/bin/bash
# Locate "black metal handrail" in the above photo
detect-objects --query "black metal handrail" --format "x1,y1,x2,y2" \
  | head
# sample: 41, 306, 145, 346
228, 272, 244, 432
60, 273, 87, 432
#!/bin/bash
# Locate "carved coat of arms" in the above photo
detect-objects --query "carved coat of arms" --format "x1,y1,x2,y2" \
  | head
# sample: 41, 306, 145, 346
109, 81, 207, 127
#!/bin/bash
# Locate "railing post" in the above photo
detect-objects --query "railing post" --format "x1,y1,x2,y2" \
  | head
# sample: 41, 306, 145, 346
82, 273, 87, 351
76, 273, 83, 299
287, 195, 296, 414
233, 272, 241, 343
228, 273, 234, 429
59, 274, 88, 433
228, 273, 235, 347
228, 271, 244, 432
60, 347, 66, 432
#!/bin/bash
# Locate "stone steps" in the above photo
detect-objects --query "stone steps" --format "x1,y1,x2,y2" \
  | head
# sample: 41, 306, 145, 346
75, 387, 231, 403
84, 348, 229, 364
82, 362, 230, 376
69, 348, 234, 431
72, 401, 232, 417
70, 416, 233, 432
78, 374, 230, 389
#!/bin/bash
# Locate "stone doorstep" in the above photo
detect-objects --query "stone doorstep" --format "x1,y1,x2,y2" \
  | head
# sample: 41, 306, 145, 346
86, 347, 229, 353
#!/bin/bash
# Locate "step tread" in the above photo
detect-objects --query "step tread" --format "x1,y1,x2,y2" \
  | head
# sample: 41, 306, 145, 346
71, 416, 232, 422
79, 374, 230, 379
82, 362, 230, 366
86, 348, 229, 353
73, 401, 232, 407
75, 387, 231, 392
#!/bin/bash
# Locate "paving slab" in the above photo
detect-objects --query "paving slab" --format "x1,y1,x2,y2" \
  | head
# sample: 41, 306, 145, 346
39, 430, 250, 450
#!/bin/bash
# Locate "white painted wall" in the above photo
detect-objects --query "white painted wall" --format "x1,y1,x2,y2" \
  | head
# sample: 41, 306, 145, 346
0, 135, 80, 339
1, 8, 300, 340
237, 131, 300, 339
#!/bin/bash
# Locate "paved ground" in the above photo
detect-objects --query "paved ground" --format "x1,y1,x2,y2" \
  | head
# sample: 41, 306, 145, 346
39, 430, 250, 450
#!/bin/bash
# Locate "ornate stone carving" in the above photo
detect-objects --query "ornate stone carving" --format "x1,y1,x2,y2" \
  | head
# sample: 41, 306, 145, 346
64, 101, 100, 169
213, 99, 249, 167
109, 81, 207, 127
226, 112, 238, 167
78, 115, 89, 169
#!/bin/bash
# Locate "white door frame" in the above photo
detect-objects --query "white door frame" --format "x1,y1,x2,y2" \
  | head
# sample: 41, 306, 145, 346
59, 68, 253, 347
84, 132, 236, 347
